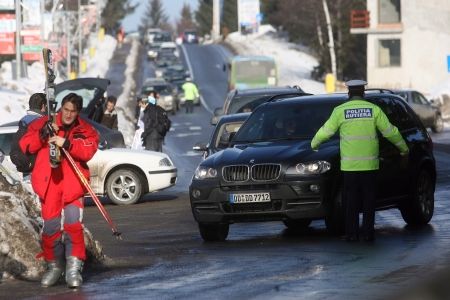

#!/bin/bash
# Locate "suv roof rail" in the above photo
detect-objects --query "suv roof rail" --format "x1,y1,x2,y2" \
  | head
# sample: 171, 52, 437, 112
365, 88, 395, 94
267, 92, 311, 103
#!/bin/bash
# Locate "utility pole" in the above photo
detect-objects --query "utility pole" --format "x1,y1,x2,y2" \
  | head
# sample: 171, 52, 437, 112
322, 0, 337, 79
15, 0, 22, 78
212, 0, 220, 40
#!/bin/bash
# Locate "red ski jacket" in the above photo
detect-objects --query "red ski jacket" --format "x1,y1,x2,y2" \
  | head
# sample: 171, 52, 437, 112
20, 113, 99, 202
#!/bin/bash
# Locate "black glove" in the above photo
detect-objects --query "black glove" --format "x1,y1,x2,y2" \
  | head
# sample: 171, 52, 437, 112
39, 122, 52, 140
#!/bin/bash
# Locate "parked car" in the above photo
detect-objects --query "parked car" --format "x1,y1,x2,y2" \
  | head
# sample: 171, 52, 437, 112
391, 89, 444, 133
190, 92, 436, 241
193, 113, 250, 159
141, 78, 177, 114
211, 86, 309, 125
0, 124, 177, 205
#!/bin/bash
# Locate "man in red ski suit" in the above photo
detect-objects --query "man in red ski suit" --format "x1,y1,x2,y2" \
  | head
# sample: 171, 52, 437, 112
20, 93, 98, 288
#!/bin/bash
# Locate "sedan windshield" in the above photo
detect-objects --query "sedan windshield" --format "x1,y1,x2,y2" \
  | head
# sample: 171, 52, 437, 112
233, 102, 336, 142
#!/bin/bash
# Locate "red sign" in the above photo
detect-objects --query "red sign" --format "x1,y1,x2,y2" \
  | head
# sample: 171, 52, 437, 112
0, 32, 14, 54
22, 27, 41, 61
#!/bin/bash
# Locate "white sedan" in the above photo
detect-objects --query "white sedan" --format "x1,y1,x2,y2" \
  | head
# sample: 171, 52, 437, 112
0, 125, 177, 205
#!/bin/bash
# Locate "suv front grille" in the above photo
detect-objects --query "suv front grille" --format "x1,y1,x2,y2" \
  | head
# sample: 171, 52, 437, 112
223, 165, 249, 182
251, 164, 281, 181
222, 164, 281, 182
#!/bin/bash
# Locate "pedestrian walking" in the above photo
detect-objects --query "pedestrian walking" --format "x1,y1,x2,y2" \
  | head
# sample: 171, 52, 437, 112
19, 93, 99, 288
311, 80, 409, 242
141, 94, 171, 152
182, 77, 199, 114
100, 95, 118, 130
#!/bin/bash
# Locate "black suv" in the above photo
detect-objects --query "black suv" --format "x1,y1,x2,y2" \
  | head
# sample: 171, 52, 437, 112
211, 86, 309, 125
190, 92, 436, 241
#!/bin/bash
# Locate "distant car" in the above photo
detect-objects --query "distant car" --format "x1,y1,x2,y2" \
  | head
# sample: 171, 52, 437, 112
190, 92, 436, 241
141, 78, 177, 114
182, 30, 199, 44
147, 45, 160, 61
211, 86, 309, 125
193, 113, 250, 159
391, 89, 444, 133
163, 64, 189, 82
0, 124, 177, 205
160, 42, 179, 57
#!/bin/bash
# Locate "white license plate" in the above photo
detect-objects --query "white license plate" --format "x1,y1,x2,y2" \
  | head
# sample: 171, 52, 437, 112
229, 192, 271, 204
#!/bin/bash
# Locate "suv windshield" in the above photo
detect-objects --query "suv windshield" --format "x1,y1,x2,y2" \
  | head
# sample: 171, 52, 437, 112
234, 101, 336, 142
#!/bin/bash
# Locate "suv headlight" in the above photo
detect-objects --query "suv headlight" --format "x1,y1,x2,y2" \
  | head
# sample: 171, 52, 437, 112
286, 161, 331, 175
194, 166, 217, 179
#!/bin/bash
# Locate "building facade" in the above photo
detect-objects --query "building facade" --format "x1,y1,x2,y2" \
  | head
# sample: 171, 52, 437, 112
351, 0, 450, 93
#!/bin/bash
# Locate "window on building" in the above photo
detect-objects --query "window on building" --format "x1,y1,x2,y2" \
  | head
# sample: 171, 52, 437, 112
379, 0, 401, 23
378, 39, 401, 67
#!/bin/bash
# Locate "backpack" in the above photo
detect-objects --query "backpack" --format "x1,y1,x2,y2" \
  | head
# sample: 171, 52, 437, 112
10, 115, 39, 173
156, 107, 171, 137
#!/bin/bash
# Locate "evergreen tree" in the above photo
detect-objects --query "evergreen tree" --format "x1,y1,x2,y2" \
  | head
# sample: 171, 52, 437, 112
195, 0, 213, 36
222, 0, 237, 35
101, 0, 136, 34
177, 4, 196, 34
140, 0, 170, 31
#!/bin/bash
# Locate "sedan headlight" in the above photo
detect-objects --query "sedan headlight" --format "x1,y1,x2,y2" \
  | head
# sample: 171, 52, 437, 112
194, 166, 217, 179
159, 157, 172, 167
286, 161, 331, 175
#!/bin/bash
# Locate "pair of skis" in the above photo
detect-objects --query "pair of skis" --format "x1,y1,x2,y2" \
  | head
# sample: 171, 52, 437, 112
42, 49, 121, 239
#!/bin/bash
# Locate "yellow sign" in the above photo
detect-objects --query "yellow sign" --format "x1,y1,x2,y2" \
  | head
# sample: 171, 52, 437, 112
325, 73, 336, 93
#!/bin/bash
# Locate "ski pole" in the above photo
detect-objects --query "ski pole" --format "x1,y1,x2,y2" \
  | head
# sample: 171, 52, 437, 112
61, 147, 122, 240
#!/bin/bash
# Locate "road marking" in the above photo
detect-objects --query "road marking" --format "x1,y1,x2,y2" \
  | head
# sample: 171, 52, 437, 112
189, 126, 202, 131
183, 151, 202, 156
175, 132, 202, 138
180, 44, 214, 115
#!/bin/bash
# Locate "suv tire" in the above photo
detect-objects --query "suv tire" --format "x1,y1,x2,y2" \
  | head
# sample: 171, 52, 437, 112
400, 168, 434, 225
325, 188, 345, 235
199, 223, 229, 242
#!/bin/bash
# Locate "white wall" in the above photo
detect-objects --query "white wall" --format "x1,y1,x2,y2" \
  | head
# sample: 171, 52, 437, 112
366, 0, 450, 93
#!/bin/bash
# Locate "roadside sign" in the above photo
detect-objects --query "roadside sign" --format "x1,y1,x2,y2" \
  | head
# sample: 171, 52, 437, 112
21, 45, 42, 52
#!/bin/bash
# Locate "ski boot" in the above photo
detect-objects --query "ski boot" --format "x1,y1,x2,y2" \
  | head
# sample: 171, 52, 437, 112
65, 256, 84, 288
41, 259, 64, 287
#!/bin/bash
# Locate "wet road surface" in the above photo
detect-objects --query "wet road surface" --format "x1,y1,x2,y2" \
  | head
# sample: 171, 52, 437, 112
2, 42, 450, 299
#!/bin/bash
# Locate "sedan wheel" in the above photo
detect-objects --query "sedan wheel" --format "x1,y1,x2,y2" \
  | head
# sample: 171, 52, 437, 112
106, 169, 143, 205
400, 168, 434, 225
432, 114, 444, 133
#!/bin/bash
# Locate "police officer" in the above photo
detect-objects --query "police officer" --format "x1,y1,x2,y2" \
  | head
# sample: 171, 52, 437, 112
182, 77, 199, 114
311, 80, 409, 242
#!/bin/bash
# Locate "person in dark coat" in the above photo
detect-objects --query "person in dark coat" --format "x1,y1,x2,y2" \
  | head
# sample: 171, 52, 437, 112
141, 95, 171, 152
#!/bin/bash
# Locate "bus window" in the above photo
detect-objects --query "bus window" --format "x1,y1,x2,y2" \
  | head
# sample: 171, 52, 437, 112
228, 56, 277, 90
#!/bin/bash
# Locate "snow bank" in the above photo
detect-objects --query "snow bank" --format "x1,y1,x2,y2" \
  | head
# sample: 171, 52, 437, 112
225, 24, 326, 94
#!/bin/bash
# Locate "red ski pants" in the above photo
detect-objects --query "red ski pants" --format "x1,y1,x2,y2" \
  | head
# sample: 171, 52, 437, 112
40, 178, 85, 261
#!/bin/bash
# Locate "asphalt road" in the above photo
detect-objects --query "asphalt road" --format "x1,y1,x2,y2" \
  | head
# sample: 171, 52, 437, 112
2, 42, 450, 300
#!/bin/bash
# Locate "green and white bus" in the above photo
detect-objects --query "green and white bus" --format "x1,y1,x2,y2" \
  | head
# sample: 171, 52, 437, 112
228, 55, 278, 90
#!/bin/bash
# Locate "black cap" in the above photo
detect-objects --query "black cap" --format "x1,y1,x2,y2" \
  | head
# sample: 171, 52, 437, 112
345, 80, 367, 89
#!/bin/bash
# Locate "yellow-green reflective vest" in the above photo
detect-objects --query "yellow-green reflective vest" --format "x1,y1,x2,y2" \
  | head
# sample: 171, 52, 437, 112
311, 98, 409, 171
182, 82, 199, 101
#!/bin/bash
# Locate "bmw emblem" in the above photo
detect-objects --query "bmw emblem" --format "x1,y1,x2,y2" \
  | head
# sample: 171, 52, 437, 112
249, 159, 255, 164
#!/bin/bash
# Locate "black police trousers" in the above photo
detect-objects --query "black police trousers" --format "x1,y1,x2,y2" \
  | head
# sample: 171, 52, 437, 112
343, 170, 377, 239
